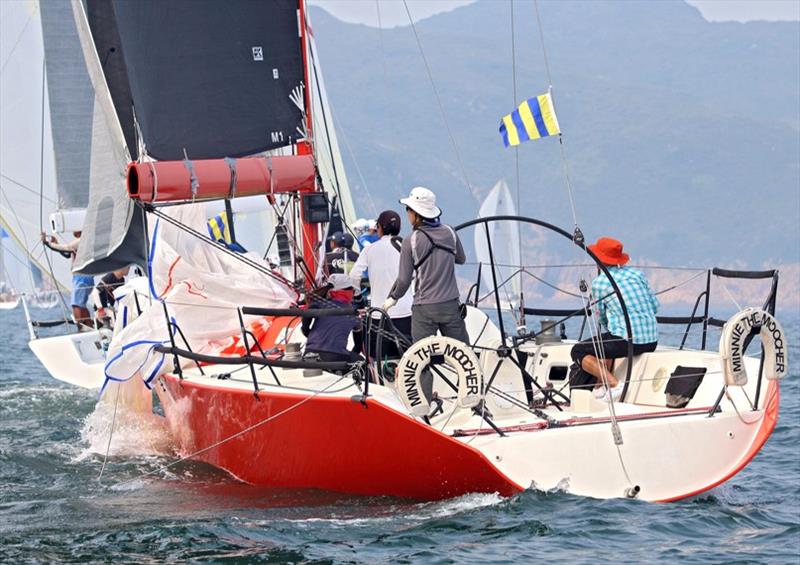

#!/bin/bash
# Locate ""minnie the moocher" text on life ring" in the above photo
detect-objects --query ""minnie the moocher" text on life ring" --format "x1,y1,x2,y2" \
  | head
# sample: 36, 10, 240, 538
720, 308, 788, 387
396, 336, 484, 417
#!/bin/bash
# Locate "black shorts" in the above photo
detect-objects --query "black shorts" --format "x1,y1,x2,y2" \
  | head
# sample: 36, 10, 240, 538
570, 332, 657, 365
568, 333, 657, 390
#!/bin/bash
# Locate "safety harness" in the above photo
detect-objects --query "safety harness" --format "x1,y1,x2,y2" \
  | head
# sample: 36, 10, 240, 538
411, 226, 457, 270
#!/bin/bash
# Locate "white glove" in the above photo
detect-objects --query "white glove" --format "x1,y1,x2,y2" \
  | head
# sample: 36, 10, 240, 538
381, 297, 397, 312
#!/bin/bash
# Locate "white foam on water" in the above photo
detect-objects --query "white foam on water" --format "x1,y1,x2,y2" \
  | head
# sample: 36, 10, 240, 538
76, 382, 175, 461
271, 492, 506, 527
422, 491, 505, 519
0, 384, 89, 401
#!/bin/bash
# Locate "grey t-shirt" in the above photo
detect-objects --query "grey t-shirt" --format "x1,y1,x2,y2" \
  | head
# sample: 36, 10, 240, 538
389, 223, 465, 305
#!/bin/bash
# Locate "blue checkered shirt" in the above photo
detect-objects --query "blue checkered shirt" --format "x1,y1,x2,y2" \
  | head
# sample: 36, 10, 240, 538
591, 266, 659, 344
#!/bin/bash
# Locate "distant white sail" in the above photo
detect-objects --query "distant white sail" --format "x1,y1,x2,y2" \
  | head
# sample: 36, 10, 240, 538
0, 1, 70, 293
474, 179, 521, 310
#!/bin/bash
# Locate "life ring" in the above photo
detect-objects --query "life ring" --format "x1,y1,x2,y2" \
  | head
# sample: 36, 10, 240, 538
396, 336, 484, 417
719, 308, 788, 386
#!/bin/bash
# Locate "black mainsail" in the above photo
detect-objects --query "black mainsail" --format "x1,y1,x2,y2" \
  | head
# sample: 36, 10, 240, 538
83, 0, 305, 160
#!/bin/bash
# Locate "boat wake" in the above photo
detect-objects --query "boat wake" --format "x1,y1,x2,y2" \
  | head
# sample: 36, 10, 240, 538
273, 492, 506, 527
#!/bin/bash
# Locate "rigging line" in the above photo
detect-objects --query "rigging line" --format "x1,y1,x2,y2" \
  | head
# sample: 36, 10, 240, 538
531, 0, 580, 228
0, 6, 37, 76
725, 387, 763, 425
97, 382, 121, 481
401, 0, 475, 199
37, 56, 70, 319
306, 35, 348, 221
330, 107, 379, 217
107, 374, 349, 489
510, 0, 523, 266
0, 175, 57, 205
715, 275, 743, 311
375, 0, 388, 84
521, 267, 582, 297
476, 267, 525, 304
145, 205, 290, 287
578, 281, 635, 487
532, 0, 553, 86
653, 269, 707, 296
465, 260, 708, 272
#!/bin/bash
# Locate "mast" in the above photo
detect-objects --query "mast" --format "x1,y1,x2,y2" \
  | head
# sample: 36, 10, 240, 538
297, 0, 321, 282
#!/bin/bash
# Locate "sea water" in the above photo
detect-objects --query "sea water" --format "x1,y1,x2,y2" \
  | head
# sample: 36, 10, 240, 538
1, 307, 798, 563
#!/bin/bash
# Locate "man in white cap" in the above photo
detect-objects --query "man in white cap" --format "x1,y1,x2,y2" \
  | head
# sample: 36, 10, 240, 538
383, 186, 468, 345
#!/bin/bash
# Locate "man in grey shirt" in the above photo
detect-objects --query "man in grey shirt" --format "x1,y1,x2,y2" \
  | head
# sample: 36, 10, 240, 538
383, 186, 469, 344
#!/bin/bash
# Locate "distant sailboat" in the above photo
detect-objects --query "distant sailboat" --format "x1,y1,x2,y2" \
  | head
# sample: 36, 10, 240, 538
0, 228, 20, 310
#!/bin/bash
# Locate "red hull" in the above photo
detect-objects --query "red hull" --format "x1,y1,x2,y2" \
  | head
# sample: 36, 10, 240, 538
156, 375, 522, 500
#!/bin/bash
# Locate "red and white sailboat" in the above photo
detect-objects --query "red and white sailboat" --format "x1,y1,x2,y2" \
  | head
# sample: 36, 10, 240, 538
74, 0, 790, 502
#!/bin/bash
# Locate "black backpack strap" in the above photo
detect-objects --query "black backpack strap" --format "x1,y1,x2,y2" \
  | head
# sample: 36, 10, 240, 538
412, 228, 455, 270
390, 236, 403, 253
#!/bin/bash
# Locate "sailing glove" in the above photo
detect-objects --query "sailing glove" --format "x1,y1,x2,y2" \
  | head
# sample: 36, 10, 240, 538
381, 298, 397, 312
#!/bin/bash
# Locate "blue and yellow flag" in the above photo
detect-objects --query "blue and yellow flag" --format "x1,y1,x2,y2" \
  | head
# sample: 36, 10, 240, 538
499, 91, 560, 147
207, 213, 231, 243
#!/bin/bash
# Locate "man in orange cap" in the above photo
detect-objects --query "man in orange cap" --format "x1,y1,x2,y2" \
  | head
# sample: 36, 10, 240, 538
569, 237, 659, 399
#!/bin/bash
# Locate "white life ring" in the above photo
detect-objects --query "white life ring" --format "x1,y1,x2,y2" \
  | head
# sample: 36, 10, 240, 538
719, 308, 788, 386
396, 336, 484, 417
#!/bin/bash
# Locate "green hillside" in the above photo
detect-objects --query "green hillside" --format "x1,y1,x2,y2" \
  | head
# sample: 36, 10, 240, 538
310, 0, 800, 267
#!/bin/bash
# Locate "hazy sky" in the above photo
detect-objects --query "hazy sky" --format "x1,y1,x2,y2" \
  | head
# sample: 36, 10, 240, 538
310, 0, 800, 27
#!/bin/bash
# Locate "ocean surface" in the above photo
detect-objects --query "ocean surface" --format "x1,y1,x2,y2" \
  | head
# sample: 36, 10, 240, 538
0, 306, 798, 564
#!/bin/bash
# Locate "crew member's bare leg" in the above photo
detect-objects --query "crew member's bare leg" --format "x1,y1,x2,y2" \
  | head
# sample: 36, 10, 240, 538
72, 306, 92, 330
580, 355, 617, 387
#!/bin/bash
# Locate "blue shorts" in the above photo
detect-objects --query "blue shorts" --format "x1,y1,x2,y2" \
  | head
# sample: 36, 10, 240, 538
71, 275, 95, 308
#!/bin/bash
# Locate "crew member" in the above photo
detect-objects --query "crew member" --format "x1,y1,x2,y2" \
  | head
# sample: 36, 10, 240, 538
384, 186, 468, 344
95, 266, 130, 327
41, 231, 94, 328
323, 232, 359, 276
350, 210, 413, 358
569, 237, 659, 399
359, 220, 380, 248
302, 274, 363, 363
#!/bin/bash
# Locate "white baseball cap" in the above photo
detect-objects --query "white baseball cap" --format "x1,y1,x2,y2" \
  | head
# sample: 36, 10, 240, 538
399, 186, 441, 219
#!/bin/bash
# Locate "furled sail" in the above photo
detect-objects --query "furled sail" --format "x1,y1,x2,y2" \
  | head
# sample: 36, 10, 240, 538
474, 180, 522, 309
